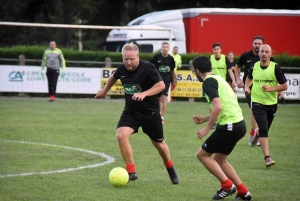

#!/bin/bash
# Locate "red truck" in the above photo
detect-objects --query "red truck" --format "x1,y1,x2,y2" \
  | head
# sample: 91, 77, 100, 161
105, 8, 300, 55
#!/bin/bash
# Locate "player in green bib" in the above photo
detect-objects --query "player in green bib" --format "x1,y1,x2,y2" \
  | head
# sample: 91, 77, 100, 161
245, 44, 287, 168
192, 56, 253, 200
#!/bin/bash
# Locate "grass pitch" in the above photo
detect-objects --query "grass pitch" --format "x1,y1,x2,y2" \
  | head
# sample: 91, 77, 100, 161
0, 97, 299, 201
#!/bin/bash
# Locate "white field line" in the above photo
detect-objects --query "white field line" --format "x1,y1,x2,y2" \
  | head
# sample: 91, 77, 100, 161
0, 139, 115, 178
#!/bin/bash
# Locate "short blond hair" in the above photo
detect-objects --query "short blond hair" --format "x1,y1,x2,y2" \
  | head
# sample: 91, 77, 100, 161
122, 43, 139, 55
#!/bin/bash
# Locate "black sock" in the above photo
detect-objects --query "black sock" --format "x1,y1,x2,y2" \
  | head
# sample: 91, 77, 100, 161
265, 156, 270, 160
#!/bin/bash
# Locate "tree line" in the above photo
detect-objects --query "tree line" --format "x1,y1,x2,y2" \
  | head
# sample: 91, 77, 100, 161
0, 0, 298, 50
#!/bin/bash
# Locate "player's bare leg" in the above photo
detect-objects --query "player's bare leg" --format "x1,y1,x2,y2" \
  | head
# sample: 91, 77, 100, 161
160, 95, 167, 118
213, 153, 242, 186
151, 139, 179, 184
116, 127, 137, 180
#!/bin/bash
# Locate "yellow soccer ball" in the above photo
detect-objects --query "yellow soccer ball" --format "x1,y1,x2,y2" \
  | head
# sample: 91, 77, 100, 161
109, 167, 129, 187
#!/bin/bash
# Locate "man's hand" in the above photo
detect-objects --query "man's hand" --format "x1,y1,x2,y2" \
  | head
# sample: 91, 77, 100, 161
237, 80, 244, 88
197, 127, 209, 139
132, 92, 146, 101
193, 115, 206, 124
60, 70, 65, 77
262, 84, 271, 92
41, 69, 45, 77
231, 81, 237, 89
95, 89, 107, 99
245, 87, 251, 95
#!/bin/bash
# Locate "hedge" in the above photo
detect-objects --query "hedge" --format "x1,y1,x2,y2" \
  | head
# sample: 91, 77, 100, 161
0, 46, 300, 68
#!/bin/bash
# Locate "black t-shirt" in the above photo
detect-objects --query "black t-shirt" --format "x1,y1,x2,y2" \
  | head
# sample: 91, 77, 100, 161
113, 60, 163, 114
237, 50, 274, 82
150, 53, 175, 82
203, 77, 219, 102
248, 63, 287, 84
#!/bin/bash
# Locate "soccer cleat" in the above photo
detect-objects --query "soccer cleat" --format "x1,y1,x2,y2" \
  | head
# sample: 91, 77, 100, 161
166, 166, 179, 184
49, 96, 55, 102
250, 134, 259, 147
212, 184, 236, 200
235, 191, 253, 200
128, 172, 138, 181
265, 157, 276, 168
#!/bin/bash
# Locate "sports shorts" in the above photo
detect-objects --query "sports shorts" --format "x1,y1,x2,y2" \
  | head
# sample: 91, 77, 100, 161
158, 77, 171, 97
117, 108, 164, 142
201, 120, 246, 155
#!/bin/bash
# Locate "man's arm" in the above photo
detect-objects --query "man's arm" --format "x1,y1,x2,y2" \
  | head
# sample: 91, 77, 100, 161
228, 69, 236, 88
235, 64, 243, 88
132, 81, 165, 101
95, 75, 118, 99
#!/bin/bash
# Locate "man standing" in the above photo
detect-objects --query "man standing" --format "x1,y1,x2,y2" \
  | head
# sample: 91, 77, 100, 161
226, 51, 237, 91
151, 42, 176, 124
170, 46, 182, 101
171, 46, 182, 73
210, 42, 236, 88
41, 41, 66, 102
95, 43, 179, 184
245, 44, 287, 167
235, 36, 274, 145
192, 56, 252, 200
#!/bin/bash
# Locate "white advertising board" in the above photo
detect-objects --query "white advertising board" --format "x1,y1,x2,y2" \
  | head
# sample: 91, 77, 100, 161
0, 65, 101, 94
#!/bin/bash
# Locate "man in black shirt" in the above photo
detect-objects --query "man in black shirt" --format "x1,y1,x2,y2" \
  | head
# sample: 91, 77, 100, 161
151, 42, 176, 124
95, 43, 179, 184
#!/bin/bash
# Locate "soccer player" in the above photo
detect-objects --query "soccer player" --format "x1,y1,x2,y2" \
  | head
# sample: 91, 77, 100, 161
151, 42, 176, 124
95, 43, 179, 184
171, 46, 182, 73
245, 44, 287, 167
235, 36, 274, 145
192, 56, 253, 200
210, 42, 236, 88
41, 41, 66, 102
226, 51, 237, 91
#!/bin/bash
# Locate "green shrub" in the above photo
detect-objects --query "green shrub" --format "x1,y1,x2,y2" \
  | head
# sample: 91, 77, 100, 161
0, 46, 299, 68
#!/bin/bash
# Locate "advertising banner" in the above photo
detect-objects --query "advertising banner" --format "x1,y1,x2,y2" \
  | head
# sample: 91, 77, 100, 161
171, 70, 202, 97
0, 65, 101, 94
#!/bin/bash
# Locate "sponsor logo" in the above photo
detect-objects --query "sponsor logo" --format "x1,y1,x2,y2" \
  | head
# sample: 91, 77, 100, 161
9, 71, 25, 82
123, 84, 142, 95
159, 65, 170, 72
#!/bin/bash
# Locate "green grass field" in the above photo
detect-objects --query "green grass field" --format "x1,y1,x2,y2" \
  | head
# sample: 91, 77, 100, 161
0, 97, 299, 201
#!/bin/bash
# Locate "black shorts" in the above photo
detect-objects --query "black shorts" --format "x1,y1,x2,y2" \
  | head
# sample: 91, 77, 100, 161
117, 108, 164, 142
202, 120, 246, 155
251, 102, 277, 137
158, 78, 170, 97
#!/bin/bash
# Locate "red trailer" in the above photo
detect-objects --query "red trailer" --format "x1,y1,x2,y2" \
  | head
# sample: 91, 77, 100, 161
182, 8, 300, 55
106, 8, 300, 55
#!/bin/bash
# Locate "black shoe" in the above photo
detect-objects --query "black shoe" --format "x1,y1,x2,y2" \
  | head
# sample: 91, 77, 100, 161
212, 184, 236, 200
167, 166, 179, 184
128, 172, 138, 181
235, 192, 253, 200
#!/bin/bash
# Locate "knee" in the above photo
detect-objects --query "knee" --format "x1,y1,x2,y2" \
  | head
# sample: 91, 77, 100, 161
116, 131, 128, 142
153, 141, 165, 150
196, 149, 204, 162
